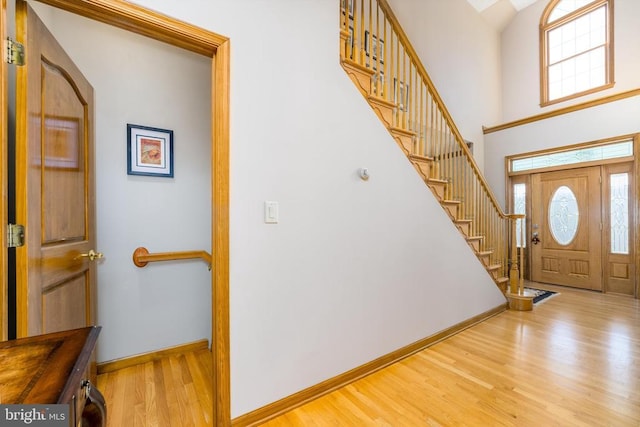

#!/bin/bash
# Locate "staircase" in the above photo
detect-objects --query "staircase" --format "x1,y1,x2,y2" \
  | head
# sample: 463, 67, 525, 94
339, 0, 529, 305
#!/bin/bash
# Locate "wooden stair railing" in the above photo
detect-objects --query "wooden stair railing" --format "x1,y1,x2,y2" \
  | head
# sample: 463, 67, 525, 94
339, 0, 527, 301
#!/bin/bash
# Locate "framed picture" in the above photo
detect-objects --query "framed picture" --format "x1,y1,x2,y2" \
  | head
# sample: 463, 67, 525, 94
364, 30, 384, 69
341, 0, 354, 18
127, 123, 174, 177
347, 26, 354, 58
393, 78, 410, 113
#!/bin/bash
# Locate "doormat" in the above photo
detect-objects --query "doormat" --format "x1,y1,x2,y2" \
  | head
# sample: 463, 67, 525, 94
524, 287, 557, 304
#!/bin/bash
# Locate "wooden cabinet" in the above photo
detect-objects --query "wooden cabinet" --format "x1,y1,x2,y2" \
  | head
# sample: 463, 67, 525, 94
0, 326, 105, 426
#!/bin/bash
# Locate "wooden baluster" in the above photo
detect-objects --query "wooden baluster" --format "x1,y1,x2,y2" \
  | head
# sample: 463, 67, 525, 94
509, 215, 518, 293
419, 79, 424, 156
374, 2, 380, 95
402, 45, 407, 128
519, 215, 525, 292
367, 0, 372, 70
359, 0, 365, 64
383, 14, 388, 100
395, 35, 400, 127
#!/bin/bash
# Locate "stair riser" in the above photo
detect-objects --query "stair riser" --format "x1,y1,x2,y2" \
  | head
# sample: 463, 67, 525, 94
467, 239, 480, 252
429, 183, 446, 201
442, 203, 458, 219
455, 222, 470, 236
370, 99, 394, 127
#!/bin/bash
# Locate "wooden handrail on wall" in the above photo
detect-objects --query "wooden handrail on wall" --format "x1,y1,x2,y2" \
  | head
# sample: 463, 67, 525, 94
132, 247, 212, 269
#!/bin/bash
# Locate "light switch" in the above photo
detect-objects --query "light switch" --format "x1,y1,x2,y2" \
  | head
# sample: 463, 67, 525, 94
264, 201, 279, 224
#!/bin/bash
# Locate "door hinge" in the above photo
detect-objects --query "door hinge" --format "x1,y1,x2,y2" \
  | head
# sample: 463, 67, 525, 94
7, 224, 25, 248
5, 38, 25, 66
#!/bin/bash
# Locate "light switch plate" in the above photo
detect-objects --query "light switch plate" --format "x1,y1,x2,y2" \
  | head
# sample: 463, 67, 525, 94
264, 201, 279, 224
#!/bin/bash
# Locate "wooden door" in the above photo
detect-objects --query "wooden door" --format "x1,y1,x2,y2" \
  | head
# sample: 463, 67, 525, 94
531, 166, 602, 290
15, 0, 97, 337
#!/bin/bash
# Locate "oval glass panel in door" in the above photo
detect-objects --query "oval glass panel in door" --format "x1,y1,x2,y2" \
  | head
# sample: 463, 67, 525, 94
549, 185, 579, 245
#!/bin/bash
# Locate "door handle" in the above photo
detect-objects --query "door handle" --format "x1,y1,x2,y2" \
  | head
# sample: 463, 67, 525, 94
531, 233, 540, 245
76, 249, 104, 261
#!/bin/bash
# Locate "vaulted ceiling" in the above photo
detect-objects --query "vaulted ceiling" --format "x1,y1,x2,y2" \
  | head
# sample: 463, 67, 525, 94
466, 0, 540, 32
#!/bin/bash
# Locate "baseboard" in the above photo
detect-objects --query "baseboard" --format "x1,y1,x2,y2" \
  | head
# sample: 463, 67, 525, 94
231, 303, 508, 426
97, 338, 209, 374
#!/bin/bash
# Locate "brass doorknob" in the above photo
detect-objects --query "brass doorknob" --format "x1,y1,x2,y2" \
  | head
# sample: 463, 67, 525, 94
76, 249, 104, 261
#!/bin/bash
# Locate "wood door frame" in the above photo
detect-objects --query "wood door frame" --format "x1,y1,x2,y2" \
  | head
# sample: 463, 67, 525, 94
506, 134, 639, 299
0, 0, 231, 423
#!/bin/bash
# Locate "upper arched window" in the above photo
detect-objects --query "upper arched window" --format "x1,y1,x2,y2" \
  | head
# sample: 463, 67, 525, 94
540, 0, 614, 106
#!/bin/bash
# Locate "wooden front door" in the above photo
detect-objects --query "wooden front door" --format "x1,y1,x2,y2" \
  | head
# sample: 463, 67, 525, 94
531, 166, 602, 290
15, 0, 97, 337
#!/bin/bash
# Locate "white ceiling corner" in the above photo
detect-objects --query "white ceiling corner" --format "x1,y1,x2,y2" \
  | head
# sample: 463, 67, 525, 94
467, 0, 538, 13
466, 0, 539, 31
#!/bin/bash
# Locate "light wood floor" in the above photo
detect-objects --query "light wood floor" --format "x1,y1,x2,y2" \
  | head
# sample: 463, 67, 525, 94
99, 283, 640, 426
96, 346, 213, 426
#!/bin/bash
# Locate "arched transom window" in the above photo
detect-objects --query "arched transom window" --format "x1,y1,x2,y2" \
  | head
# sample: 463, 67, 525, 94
540, 0, 613, 106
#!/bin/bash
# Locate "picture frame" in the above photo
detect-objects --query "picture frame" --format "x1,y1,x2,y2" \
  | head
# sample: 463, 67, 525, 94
346, 26, 354, 59
341, 0, 354, 19
364, 30, 384, 69
393, 78, 410, 113
127, 123, 174, 177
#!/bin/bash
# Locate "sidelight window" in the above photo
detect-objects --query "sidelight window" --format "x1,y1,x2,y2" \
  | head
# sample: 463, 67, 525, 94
513, 183, 526, 248
610, 173, 629, 254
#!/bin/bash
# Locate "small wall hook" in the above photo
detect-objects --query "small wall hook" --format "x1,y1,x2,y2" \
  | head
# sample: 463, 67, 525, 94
359, 168, 370, 181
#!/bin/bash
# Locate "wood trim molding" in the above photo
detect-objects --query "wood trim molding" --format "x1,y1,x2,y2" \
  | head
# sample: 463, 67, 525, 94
29, 0, 227, 55
0, 0, 7, 341
97, 339, 209, 374
635, 135, 640, 299
483, 88, 640, 134
213, 39, 232, 426
231, 303, 508, 427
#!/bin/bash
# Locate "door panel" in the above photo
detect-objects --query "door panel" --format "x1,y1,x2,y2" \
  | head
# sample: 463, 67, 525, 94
531, 166, 602, 290
15, 0, 96, 337
42, 275, 87, 333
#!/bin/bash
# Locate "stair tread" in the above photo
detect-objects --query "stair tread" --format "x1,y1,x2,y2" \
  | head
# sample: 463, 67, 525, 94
477, 250, 493, 257
408, 153, 432, 162
391, 126, 418, 137
496, 277, 509, 283
428, 178, 447, 185
466, 235, 484, 241
454, 219, 472, 224
340, 57, 375, 75
441, 199, 461, 205
368, 95, 396, 107
486, 264, 501, 271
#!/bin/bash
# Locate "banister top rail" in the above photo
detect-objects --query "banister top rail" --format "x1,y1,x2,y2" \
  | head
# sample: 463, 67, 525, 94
132, 246, 212, 269
375, 0, 510, 218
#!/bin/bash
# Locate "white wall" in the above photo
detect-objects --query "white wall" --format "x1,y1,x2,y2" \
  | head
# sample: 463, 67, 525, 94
120, 0, 506, 417
29, 2, 212, 362
27, 0, 510, 417
500, 0, 640, 123
387, 0, 503, 170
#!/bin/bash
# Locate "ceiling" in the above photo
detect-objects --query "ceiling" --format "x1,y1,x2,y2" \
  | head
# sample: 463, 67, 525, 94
466, 0, 539, 32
